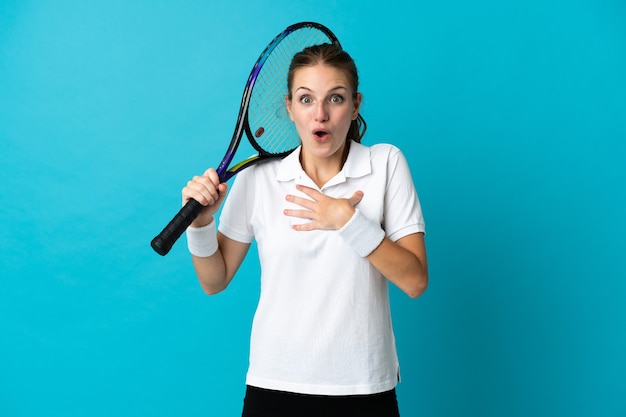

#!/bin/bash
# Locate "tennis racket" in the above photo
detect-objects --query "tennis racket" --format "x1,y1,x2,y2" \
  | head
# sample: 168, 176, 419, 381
151, 22, 340, 256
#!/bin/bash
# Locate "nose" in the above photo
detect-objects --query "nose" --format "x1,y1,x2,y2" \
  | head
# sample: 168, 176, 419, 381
314, 101, 329, 122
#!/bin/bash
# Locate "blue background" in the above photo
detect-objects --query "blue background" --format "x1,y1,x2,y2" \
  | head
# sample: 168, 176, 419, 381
1, 1, 625, 416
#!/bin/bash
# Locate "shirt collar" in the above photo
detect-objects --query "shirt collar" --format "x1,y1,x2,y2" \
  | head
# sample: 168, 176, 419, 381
276, 141, 372, 186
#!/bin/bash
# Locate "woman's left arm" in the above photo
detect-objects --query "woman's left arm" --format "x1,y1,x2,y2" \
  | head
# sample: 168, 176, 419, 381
285, 184, 428, 298
367, 232, 428, 298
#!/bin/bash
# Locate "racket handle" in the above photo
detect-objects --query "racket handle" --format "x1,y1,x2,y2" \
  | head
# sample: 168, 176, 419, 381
151, 198, 205, 256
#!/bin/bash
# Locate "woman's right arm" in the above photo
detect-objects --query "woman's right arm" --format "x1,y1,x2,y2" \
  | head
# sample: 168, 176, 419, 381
183, 168, 251, 295
192, 234, 250, 295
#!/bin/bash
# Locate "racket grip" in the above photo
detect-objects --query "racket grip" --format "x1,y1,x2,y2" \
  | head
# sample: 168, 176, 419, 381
151, 198, 205, 256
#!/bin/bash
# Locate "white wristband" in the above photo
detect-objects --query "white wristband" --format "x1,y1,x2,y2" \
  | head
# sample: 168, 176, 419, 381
337, 209, 385, 257
186, 219, 218, 257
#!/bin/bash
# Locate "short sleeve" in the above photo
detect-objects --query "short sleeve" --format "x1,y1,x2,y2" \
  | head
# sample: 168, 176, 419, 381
218, 168, 256, 244
382, 148, 425, 242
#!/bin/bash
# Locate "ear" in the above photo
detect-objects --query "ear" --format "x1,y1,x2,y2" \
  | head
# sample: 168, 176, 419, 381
352, 92, 362, 120
285, 95, 294, 121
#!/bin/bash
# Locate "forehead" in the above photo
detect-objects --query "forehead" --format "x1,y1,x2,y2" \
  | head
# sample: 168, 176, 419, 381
291, 63, 351, 88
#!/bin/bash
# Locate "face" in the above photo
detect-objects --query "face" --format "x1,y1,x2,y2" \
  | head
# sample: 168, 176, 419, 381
285, 64, 361, 164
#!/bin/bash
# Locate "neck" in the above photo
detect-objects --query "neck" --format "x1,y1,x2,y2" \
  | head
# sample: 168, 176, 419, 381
300, 141, 350, 188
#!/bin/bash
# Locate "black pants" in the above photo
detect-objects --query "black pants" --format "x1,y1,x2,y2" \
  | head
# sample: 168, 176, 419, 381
242, 385, 401, 417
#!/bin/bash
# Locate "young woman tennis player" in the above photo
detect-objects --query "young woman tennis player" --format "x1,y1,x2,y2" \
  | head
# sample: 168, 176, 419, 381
182, 44, 428, 417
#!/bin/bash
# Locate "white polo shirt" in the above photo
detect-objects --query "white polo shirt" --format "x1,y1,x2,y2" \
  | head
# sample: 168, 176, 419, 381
218, 141, 425, 396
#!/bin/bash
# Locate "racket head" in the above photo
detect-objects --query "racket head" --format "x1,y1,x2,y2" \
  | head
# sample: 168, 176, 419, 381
217, 22, 341, 181
151, 22, 342, 256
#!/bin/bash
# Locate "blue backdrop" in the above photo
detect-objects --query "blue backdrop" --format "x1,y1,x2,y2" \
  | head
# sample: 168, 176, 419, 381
1, 1, 624, 416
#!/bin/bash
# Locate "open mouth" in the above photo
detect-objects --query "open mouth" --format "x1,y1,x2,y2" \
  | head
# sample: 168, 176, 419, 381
313, 129, 329, 139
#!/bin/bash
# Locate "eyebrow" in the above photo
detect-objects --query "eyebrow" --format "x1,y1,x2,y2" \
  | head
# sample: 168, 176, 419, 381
294, 86, 349, 94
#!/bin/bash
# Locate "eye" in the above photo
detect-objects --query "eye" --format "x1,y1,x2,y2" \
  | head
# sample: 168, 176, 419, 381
330, 94, 344, 104
299, 95, 313, 104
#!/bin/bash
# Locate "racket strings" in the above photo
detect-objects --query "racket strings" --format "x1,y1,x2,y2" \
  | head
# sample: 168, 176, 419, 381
248, 27, 336, 155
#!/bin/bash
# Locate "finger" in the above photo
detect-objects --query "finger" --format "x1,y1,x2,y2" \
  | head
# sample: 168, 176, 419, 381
183, 187, 212, 206
192, 175, 219, 196
204, 168, 222, 187
285, 194, 316, 210
295, 184, 323, 200
348, 190, 364, 207
283, 208, 315, 220
214, 182, 229, 205
291, 221, 319, 232
184, 176, 219, 206
217, 182, 229, 195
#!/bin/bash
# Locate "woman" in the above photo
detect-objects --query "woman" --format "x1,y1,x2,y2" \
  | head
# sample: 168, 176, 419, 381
183, 44, 428, 417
